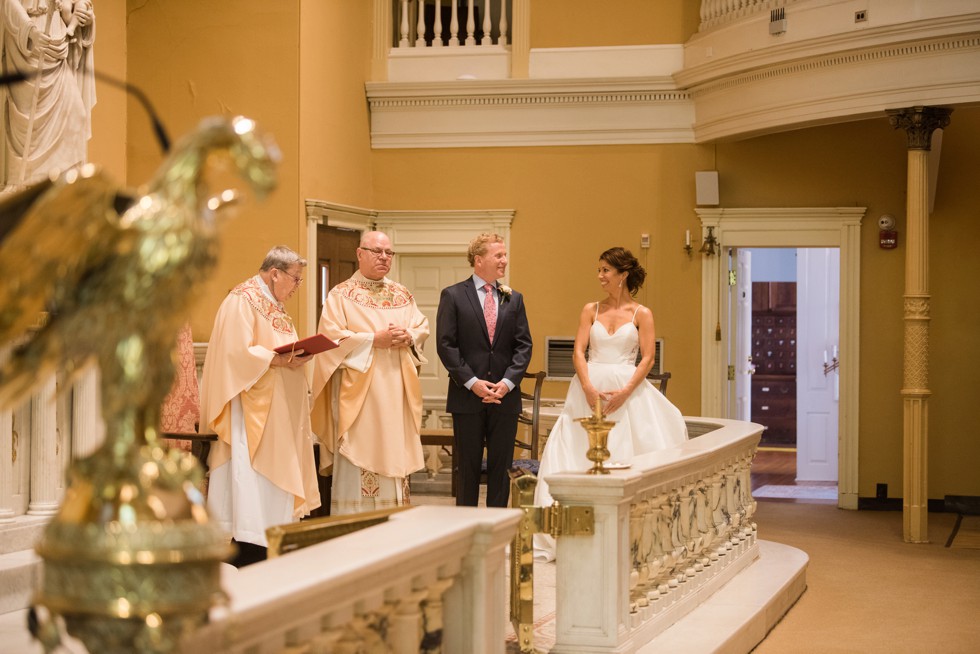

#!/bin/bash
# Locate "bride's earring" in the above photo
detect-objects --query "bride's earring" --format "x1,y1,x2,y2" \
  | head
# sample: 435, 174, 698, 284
618, 278, 623, 288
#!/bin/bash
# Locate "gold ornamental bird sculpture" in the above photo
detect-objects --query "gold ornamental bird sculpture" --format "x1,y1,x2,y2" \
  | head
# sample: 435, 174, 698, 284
0, 115, 279, 653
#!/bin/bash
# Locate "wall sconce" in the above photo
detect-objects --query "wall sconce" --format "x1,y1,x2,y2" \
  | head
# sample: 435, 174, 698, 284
684, 229, 693, 256
699, 226, 719, 257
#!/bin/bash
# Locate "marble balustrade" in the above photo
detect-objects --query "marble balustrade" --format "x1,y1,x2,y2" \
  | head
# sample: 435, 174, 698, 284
393, 0, 509, 48
545, 417, 762, 653
183, 506, 521, 654
698, 0, 799, 30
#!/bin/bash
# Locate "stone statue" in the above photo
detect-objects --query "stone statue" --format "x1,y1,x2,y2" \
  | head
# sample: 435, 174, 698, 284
0, 0, 95, 190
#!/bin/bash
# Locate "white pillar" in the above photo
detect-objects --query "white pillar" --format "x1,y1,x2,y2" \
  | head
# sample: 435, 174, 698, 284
887, 106, 953, 544
27, 375, 60, 516
72, 366, 105, 459
0, 406, 14, 522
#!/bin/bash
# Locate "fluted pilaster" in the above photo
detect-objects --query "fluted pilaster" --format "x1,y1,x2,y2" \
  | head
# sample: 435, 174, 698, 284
887, 106, 952, 544
71, 366, 105, 459
0, 406, 13, 522
27, 375, 60, 516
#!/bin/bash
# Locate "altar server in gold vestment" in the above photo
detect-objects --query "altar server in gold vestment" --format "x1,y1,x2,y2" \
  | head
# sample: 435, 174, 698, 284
312, 231, 429, 515
201, 246, 321, 566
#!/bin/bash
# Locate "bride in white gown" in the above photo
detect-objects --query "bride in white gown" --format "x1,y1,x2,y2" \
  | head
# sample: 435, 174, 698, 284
533, 247, 688, 561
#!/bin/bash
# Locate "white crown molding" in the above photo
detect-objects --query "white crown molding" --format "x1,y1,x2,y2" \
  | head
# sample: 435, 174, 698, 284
688, 32, 980, 141
366, 77, 694, 148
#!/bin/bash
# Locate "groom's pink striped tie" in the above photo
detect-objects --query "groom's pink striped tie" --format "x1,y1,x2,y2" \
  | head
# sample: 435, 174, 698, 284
483, 283, 496, 342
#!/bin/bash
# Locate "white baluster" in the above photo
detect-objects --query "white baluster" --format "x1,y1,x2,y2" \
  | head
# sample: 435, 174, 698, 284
417, 0, 426, 46
482, 0, 492, 45
433, 0, 443, 47
465, 0, 476, 45
498, 0, 508, 46
399, 0, 410, 47
420, 578, 454, 652
449, 0, 460, 46
389, 589, 425, 653
27, 375, 60, 516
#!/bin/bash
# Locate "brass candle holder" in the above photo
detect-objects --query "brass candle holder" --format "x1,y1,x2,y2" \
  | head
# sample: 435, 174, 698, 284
577, 398, 616, 475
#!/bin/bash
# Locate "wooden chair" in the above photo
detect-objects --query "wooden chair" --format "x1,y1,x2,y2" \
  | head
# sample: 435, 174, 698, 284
161, 431, 216, 473
420, 428, 456, 497
648, 371, 671, 397
512, 370, 546, 476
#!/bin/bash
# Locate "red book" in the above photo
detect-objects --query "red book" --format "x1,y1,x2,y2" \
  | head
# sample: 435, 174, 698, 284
274, 333, 338, 356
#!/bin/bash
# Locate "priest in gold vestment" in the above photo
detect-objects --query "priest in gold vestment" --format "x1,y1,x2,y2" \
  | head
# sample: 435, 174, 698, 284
312, 231, 429, 515
201, 246, 321, 566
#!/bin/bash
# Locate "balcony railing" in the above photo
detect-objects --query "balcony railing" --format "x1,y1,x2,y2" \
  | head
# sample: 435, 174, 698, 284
699, 0, 796, 31
392, 0, 511, 48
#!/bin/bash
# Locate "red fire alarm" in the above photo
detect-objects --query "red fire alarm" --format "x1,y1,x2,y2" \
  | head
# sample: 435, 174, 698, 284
878, 214, 898, 249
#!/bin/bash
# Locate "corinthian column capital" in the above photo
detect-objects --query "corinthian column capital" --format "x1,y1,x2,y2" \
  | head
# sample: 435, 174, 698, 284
887, 106, 953, 150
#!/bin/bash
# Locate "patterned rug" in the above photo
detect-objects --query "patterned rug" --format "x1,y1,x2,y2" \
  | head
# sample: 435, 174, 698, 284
753, 484, 838, 501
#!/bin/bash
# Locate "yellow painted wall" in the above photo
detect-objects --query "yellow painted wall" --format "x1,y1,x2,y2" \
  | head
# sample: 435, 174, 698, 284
531, 0, 700, 47
714, 111, 980, 499
371, 144, 712, 417
299, 0, 375, 210
86, 1, 127, 183
126, 0, 302, 340
924, 108, 980, 499
101, 2, 977, 501
373, 113, 980, 500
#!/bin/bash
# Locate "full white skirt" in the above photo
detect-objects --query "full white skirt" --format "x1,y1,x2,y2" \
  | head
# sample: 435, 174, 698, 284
532, 362, 688, 560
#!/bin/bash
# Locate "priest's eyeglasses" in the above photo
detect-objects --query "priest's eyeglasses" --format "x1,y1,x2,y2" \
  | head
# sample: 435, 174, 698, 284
359, 247, 396, 259
277, 268, 304, 285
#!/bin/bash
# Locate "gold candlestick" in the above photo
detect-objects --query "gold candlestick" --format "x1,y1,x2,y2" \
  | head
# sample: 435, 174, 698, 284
577, 397, 616, 475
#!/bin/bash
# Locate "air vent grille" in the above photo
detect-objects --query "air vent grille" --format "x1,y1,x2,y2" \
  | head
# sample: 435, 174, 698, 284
545, 336, 664, 379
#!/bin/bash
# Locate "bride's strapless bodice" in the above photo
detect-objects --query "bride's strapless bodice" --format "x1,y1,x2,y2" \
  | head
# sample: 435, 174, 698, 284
588, 320, 639, 365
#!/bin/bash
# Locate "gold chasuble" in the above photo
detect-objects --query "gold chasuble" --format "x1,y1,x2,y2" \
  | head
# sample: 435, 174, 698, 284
200, 276, 320, 519
312, 272, 429, 482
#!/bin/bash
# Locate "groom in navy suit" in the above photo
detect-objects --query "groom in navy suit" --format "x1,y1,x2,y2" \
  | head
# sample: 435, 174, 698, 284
437, 233, 532, 507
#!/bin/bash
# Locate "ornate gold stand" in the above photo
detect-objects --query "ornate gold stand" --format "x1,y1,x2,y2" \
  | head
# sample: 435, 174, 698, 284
32, 432, 232, 653
578, 398, 614, 475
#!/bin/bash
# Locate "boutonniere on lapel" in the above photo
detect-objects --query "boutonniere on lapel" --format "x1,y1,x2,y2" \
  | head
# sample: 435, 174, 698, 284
498, 284, 512, 303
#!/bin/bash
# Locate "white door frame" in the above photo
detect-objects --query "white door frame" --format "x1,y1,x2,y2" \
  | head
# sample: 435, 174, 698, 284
697, 207, 864, 509
731, 248, 753, 421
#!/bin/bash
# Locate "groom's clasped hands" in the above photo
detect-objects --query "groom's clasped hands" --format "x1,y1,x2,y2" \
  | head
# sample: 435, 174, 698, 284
473, 379, 510, 404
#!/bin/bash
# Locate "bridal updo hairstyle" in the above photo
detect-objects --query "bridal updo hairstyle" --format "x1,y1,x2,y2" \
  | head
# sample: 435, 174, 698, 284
600, 247, 646, 297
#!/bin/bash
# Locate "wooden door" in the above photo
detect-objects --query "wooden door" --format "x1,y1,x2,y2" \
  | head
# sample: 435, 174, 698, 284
315, 225, 360, 320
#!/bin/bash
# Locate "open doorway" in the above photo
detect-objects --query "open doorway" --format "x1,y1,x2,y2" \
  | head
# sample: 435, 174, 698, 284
697, 207, 864, 509
731, 247, 839, 502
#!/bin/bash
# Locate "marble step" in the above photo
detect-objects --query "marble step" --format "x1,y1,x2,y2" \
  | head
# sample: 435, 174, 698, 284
0, 518, 46, 616
637, 540, 808, 654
